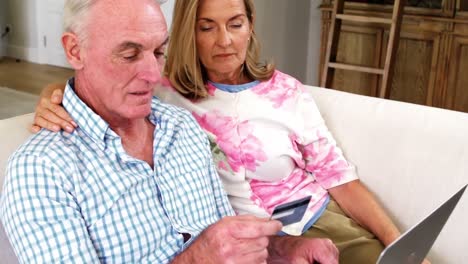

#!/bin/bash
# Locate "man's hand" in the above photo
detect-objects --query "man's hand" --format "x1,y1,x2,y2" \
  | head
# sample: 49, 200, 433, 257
172, 215, 282, 264
268, 236, 339, 264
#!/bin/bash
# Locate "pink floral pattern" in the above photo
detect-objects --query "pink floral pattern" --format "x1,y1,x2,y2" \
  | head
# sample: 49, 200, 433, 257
192, 111, 267, 173
206, 83, 217, 96
251, 71, 301, 108
296, 130, 350, 188
288, 134, 306, 169
155, 70, 358, 235
250, 169, 317, 213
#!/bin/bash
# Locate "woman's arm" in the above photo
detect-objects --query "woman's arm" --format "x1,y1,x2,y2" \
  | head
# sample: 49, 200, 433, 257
329, 181, 432, 264
328, 180, 400, 246
32, 83, 76, 133
295, 87, 401, 246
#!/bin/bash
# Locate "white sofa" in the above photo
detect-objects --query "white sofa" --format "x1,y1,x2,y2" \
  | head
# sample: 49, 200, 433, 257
1, 87, 467, 263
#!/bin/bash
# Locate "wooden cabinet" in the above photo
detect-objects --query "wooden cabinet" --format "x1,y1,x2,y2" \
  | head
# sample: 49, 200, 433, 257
386, 29, 441, 106
319, 0, 468, 113
458, 0, 468, 12
446, 34, 468, 112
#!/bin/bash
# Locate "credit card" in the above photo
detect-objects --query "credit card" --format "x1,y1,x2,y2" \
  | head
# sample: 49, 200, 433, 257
270, 195, 312, 226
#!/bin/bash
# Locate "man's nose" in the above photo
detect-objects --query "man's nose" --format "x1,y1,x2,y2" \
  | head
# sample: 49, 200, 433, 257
138, 53, 162, 84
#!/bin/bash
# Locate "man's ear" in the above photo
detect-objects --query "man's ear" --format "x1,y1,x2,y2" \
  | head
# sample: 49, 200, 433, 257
62, 32, 84, 70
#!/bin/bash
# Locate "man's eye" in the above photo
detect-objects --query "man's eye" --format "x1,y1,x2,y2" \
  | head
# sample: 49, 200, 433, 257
154, 51, 165, 58
123, 54, 138, 61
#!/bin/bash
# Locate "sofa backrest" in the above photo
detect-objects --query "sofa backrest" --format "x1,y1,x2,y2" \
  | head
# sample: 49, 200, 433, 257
1, 89, 468, 263
306, 86, 468, 264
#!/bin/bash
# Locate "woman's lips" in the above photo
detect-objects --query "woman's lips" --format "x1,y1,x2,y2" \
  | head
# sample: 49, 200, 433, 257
215, 53, 234, 58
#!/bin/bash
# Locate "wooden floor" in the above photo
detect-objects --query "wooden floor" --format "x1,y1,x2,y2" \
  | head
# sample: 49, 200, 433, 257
0, 57, 74, 95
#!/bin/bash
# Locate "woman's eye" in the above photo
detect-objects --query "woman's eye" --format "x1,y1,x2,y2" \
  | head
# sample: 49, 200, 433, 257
230, 24, 242, 28
200, 26, 212, 32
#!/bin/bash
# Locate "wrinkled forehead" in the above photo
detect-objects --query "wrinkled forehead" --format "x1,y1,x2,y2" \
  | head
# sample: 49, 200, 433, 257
85, 0, 167, 44
88, 0, 166, 31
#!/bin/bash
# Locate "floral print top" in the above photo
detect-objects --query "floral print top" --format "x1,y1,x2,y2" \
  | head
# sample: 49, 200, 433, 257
156, 70, 358, 235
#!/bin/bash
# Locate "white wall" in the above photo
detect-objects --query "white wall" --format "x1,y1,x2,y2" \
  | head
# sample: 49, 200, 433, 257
0, 0, 323, 82
1, 0, 174, 64
0, 0, 7, 57
161, 0, 175, 30
254, 0, 322, 86
306, 1, 323, 86
4, 0, 39, 62
0, 0, 175, 64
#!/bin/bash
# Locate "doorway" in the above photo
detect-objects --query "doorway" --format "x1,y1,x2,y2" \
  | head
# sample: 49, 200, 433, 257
36, 0, 70, 68
0, 0, 7, 59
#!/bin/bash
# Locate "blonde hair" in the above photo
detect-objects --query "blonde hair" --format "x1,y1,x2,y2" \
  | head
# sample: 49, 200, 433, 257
164, 0, 275, 100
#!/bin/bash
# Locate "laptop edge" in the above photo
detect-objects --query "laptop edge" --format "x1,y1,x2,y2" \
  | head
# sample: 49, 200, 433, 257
376, 184, 467, 264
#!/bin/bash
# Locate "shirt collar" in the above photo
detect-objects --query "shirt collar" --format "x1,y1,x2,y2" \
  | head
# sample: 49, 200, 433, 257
207, 80, 260, 93
62, 78, 111, 144
62, 78, 161, 146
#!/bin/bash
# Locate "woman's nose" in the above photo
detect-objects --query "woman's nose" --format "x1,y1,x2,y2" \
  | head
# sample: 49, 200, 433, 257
216, 28, 232, 47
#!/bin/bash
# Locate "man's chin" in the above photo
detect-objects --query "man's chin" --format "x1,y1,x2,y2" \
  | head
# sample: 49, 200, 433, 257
125, 105, 152, 119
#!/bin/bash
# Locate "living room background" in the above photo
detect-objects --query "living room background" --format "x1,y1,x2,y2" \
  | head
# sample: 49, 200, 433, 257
0, 0, 323, 86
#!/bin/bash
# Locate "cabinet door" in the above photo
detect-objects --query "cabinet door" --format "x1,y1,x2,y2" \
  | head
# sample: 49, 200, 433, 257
337, 0, 455, 17
459, 0, 468, 10
456, 0, 468, 18
346, 0, 443, 9
446, 36, 468, 112
328, 25, 384, 97
382, 29, 442, 106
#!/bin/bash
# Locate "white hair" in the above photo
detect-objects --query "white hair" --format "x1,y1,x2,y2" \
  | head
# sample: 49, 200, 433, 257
63, 0, 167, 35
63, 0, 95, 36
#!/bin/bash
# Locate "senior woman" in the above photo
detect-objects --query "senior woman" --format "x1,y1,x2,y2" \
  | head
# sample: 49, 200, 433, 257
34, 0, 403, 263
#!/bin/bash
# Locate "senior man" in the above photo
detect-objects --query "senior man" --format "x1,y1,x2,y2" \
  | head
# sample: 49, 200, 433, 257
0, 0, 338, 263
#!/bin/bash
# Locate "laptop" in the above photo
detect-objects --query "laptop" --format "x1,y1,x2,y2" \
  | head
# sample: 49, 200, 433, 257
377, 184, 467, 264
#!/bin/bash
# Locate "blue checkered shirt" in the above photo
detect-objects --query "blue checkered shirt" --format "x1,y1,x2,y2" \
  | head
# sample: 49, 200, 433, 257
0, 80, 234, 263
